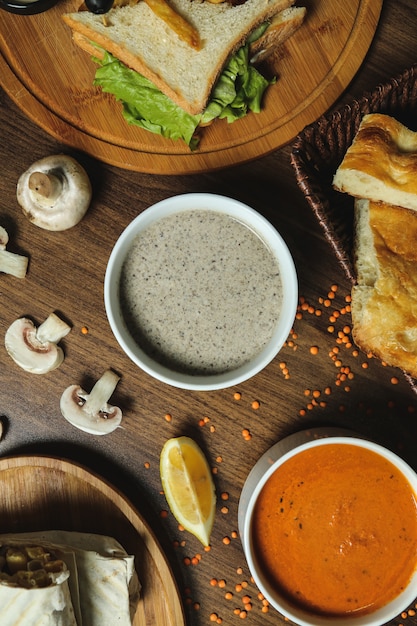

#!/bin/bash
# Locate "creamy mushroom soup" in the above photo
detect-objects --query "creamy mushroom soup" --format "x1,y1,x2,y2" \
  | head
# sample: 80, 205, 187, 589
119, 210, 283, 375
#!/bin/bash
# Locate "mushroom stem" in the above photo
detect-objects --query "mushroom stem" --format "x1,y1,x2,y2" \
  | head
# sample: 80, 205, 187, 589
36, 313, 71, 344
0, 226, 9, 247
83, 370, 121, 415
0, 250, 29, 279
28, 171, 64, 206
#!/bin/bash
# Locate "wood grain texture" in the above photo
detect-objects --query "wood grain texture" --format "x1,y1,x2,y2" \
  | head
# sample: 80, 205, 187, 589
0, 456, 185, 626
0, 0, 382, 173
1, 2, 417, 625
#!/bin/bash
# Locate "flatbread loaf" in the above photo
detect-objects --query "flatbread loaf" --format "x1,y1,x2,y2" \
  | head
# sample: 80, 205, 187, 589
333, 114, 417, 211
351, 198, 417, 379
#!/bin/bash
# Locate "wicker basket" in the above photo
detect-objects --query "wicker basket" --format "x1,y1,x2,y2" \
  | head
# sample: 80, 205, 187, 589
290, 64, 417, 391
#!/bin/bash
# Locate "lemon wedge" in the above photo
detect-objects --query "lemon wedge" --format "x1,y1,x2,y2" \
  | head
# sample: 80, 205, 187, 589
160, 436, 216, 547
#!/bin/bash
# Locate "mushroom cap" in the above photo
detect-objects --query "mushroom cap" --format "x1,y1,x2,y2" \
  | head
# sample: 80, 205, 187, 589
5, 317, 64, 374
60, 385, 123, 435
16, 154, 92, 231
0, 226, 9, 248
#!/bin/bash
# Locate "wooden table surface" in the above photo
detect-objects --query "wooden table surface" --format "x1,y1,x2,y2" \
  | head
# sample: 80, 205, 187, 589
1, 1, 417, 624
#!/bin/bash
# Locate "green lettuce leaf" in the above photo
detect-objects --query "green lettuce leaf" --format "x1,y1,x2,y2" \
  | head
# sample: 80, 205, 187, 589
93, 37, 274, 150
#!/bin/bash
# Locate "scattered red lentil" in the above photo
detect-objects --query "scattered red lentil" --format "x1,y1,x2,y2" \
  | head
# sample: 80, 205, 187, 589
221, 506, 229, 514
164, 413, 172, 422
242, 429, 252, 441
160, 509, 168, 518
251, 400, 260, 410
81, 326, 89, 335
221, 492, 229, 501
391, 377, 399, 385
144, 461, 150, 469
233, 392, 242, 400
222, 536, 231, 545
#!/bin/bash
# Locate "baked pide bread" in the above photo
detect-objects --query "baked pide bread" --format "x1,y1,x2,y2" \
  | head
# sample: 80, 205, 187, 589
333, 114, 417, 379
351, 198, 417, 379
333, 114, 417, 211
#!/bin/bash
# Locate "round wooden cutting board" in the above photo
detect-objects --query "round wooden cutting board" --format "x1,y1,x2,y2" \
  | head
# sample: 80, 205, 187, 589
0, 0, 382, 174
0, 455, 185, 626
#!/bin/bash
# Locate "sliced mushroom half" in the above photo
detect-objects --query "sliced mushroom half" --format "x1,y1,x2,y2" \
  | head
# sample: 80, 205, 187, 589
60, 369, 122, 435
16, 155, 92, 231
5, 313, 71, 374
0, 226, 28, 278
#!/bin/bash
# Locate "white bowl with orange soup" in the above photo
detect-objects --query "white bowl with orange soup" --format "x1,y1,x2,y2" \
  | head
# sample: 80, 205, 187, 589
239, 429, 417, 626
104, 193, 297, 390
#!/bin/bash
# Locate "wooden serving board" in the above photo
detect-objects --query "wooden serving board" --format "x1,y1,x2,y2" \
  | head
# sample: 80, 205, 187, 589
0, 455, 185, 626
0, 0, 382, 174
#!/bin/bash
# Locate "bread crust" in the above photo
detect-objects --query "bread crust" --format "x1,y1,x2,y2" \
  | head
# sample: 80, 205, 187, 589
63, 0, 295, 115
352, 198, 417, 379
333, 114, 417, 211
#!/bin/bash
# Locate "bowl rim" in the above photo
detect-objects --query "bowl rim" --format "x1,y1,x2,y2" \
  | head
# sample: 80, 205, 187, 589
104, 192, 298, 391
240, 431, 417, 626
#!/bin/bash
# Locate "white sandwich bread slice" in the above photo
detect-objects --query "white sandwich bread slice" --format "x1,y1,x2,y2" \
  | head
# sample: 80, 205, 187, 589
249, 5, 306, 63
351, 198, 417, 379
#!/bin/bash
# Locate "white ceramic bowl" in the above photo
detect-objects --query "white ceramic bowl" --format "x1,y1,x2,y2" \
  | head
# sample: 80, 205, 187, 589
238, 428, 417, 626
104, 193, 298, 391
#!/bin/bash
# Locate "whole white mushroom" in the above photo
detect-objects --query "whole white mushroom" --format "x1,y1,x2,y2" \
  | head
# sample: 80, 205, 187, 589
16, 154, 92, 231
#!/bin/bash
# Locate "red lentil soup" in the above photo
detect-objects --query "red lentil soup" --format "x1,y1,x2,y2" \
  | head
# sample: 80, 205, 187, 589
251, 443, 417, 617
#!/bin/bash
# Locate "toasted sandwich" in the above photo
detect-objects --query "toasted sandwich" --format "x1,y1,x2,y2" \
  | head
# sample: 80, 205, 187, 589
63, 0, 306, 148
